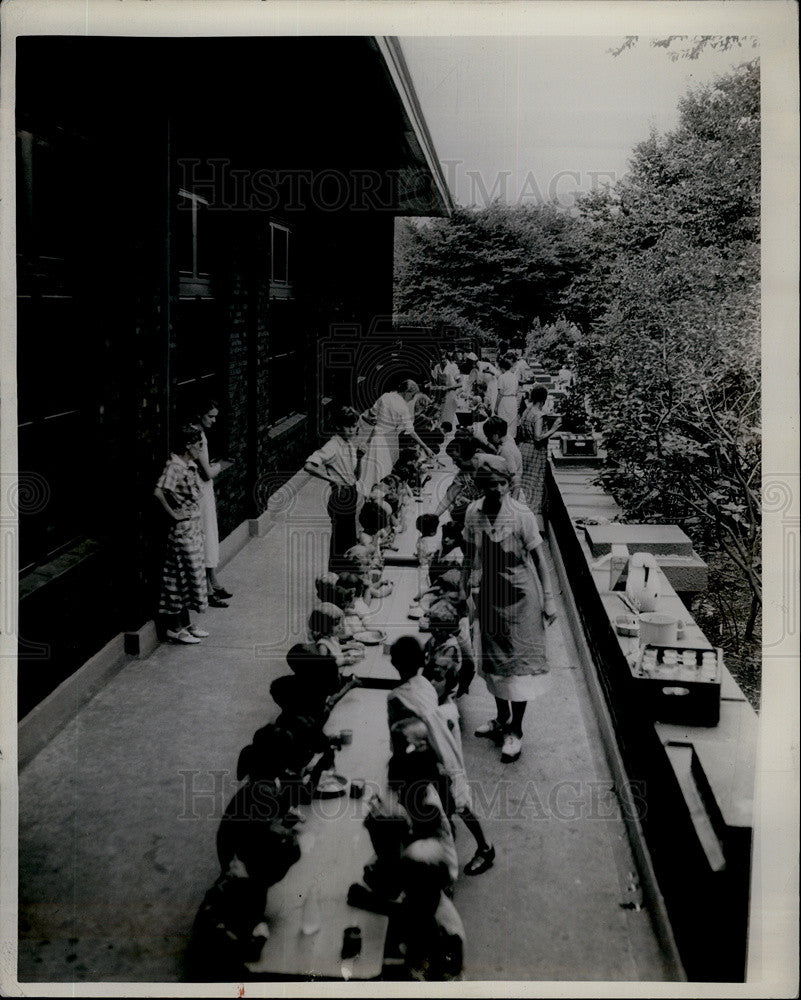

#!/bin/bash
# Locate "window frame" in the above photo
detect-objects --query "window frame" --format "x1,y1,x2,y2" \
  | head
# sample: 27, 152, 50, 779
178, 188, 212, 297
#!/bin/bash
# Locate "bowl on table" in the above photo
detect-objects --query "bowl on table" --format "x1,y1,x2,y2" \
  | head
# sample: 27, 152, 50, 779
313, 773, 348, 799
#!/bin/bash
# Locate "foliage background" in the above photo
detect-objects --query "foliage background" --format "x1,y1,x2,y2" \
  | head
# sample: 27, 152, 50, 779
394, 58, 761, 707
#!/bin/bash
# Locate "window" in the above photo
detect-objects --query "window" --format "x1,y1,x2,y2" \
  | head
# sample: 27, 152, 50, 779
269, 222, 293, 300
178, 189, 212, 296
267, 298, 305, 425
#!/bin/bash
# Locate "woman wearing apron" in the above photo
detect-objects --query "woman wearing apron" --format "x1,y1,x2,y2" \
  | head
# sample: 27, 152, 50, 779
461, 455, 557, 762
495, 355, 519, 438
359, 379, 435, 493
431, 354, 460, 428
517, 385, 562, 529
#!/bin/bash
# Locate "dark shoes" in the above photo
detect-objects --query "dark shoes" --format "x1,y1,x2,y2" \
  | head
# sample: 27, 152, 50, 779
464, 843, 495, 876
474, 719, 505, 746
208, 595, 229, 608
213, 586, 233, 599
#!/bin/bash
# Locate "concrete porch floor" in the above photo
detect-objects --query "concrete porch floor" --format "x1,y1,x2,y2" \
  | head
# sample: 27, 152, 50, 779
16, 473, 676, 984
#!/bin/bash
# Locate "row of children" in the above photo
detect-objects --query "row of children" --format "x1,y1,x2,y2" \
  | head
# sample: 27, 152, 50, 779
189, 641, 361, 976
343, 632, 497, 980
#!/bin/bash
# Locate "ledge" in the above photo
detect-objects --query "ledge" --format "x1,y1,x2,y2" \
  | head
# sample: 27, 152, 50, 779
547, 457, 756, 981
266, 412, 307, 441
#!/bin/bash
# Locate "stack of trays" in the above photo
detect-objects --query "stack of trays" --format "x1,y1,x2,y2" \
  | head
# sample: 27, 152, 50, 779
630, 645, 722, 726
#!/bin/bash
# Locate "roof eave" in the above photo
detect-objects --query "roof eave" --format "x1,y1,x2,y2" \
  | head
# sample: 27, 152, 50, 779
374, 36, 455, 217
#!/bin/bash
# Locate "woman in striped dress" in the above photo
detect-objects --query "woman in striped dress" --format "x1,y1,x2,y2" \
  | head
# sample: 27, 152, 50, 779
154, 423, 210, 644
517, 385, 562, 527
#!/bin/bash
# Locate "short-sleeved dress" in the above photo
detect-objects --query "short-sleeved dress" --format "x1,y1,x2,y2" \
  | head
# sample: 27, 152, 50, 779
432, 363, 460, 427
464, 493, 549, 701
517, 404, 549, 517
360, 391, 415, 492
157, 454, 209, 616
496, 370, 519, 438
197, 430, 221, 570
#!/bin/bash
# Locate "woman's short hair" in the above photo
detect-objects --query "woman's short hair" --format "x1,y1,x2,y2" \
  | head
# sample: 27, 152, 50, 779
172, 422, 202, 454
332, 405, 360, 430
529, 384, 548, 406
396, 377, 420, 396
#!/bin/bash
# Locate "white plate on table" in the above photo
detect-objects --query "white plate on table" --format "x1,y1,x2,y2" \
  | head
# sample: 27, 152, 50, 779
351, 629, 387, 646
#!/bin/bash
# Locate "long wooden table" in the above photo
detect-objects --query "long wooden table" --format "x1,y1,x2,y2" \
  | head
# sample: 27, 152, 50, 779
246, 687, 391, 980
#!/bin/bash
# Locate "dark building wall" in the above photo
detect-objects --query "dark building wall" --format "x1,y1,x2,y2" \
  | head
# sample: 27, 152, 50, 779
14, 38, 410, 716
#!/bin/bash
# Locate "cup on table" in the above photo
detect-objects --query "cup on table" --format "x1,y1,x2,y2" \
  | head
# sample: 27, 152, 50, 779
339, 729, 353, 746
341, 925, 362, 959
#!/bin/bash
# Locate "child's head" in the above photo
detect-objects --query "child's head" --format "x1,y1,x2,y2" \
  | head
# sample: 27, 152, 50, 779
336, 571, 363, 603
286, 642, 340, 697
308, 603, 346, 641
440, 523, 463, 552
269, 674, 305, 713
425, 646, 460, 703
427, 599, 460, 641
315, 572, 340, 604
390, 635, 425, 681
415, 514, 439, 538
359, 500, 390, 537
483, 415, 508, 450
344, 545, 372, 573
436, 569, 462, 596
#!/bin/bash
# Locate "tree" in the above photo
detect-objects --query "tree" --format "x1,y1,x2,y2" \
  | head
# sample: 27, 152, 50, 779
394, 202, 578, 344
566, 60, 761, 638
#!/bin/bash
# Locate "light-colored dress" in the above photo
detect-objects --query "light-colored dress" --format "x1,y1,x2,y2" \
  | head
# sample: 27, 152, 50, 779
496, 369, 519, 438
432, 363, 460, 427
479, 362, 499, 413
464, 493, 549, 701
359, 391, 415, 492
197, 430, 221, 570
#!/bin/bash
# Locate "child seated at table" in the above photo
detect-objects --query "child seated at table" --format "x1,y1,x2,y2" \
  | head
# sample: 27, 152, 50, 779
190, 800, 301, 976
435, 522, 464, 571
388, 636, 493, 877
358, 498, 392, 556
335, 571, 375, 631
344, 544, 394, 599
423, 595, 475, 697
414, 513, 440, 600
308, 604, 361, 670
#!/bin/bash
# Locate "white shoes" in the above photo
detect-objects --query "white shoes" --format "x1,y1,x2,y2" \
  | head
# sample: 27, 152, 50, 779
500, 733, 522, 763
187, 625, 210, 638
166, 628, 202, 644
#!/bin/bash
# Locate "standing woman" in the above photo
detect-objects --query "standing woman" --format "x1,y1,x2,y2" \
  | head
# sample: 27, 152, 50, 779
460, 455, 557, 763
495, 354, 519, 438
481, 359, 499, 416
517, 385, 562, 528
303, 405, 362, 573
359, 378, 435, 493
194, 399, 234, 607
153, 423, 210, 644
431, 352, 460, 429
